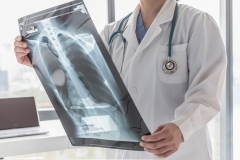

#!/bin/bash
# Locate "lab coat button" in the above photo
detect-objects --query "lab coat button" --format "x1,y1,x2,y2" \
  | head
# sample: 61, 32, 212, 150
131, 88, 137, 94
135, 55, 139, 59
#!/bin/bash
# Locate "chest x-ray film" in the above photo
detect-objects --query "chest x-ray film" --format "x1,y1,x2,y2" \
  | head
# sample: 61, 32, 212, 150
18, 0, 150, 151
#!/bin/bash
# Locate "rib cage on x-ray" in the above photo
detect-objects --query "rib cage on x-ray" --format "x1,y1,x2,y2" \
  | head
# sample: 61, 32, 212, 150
19, 0, 150, 150
28, 19, 139, 141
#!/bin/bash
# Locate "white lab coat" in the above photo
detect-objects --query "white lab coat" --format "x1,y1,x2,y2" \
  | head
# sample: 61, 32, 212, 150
100, 0, 227, 159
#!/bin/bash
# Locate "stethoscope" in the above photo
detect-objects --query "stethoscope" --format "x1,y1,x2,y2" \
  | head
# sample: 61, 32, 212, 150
108, 3, 179, 75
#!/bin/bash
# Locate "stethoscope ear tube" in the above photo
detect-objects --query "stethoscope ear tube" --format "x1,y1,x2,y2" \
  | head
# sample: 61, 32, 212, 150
108, 12, 132, 46
168, 3, 179, 58
108, 31, 124, 46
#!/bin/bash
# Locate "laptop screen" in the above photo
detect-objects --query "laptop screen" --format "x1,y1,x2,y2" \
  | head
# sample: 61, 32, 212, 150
0, 97, 39, 130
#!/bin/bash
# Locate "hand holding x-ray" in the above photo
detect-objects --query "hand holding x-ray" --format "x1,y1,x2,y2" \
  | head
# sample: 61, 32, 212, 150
14, 36, 32, 67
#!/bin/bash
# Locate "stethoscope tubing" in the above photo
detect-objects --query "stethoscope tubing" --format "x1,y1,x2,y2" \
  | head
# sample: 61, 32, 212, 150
108, 3, 179, 74
168, 3, 179, 58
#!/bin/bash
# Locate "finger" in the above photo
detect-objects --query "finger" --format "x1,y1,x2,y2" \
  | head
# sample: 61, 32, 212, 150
15, 52, 29, 60
144, 146, 171, 155
155, 150, 176, 158
140, 139, 168, 149
15, 36, 22, 41
14, 47, 30, 54
15, 51, 30, 59
142, 131, 166, 142
14, 41, 28, 48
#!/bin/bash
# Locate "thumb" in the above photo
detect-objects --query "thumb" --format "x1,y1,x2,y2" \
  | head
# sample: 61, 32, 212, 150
152, 124, 165, 134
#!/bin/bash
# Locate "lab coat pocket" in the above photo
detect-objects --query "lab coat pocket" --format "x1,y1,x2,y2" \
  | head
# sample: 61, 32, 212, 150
158, 43, 188, 84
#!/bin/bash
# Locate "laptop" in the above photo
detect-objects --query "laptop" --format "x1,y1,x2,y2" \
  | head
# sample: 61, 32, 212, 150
0, 97, 49, 139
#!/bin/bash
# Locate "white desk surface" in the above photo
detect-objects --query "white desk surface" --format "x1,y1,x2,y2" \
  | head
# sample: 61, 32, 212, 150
0, 120, 77, 158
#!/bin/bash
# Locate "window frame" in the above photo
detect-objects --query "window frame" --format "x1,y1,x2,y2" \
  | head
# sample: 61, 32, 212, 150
108, 0, 115, 23
220, 0, 233, 160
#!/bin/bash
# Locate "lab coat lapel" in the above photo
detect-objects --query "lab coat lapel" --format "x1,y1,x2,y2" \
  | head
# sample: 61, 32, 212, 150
122, 5, 140, 51
137, 0, 177, 54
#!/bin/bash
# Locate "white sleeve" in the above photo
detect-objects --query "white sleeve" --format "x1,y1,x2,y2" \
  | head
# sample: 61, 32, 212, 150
171, 13, 227, 141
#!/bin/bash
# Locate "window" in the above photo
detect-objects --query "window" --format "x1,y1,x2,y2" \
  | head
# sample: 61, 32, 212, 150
115, 0, 139, 21
0, 0, 108, 109
233, 0, 240, 159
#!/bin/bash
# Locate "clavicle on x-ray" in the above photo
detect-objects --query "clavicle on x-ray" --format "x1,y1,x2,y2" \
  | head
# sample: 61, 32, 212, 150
19, 0, 150, 150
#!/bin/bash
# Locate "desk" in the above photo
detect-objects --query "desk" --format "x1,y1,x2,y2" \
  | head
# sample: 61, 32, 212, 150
0, 120, 76, 158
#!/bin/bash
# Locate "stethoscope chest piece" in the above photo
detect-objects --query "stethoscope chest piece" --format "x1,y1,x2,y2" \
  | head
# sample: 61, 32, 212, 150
163, 59, 178, 75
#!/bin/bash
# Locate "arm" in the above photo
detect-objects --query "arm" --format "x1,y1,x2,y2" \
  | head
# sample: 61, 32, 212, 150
171, 13, 227, 141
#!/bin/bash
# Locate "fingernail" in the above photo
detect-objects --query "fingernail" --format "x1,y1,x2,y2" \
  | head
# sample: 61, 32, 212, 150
142, 137, 145, 140
18, 36, 21, 40
144, 148, 147, 151
140, 142, 143, 146
26, 49, 30, 52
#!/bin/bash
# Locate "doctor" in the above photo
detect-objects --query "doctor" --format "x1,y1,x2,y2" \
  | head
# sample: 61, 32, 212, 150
14, 0, 227, 159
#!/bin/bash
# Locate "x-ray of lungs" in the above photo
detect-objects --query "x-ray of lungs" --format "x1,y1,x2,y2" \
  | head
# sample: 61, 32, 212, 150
19, 0, 150, 151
